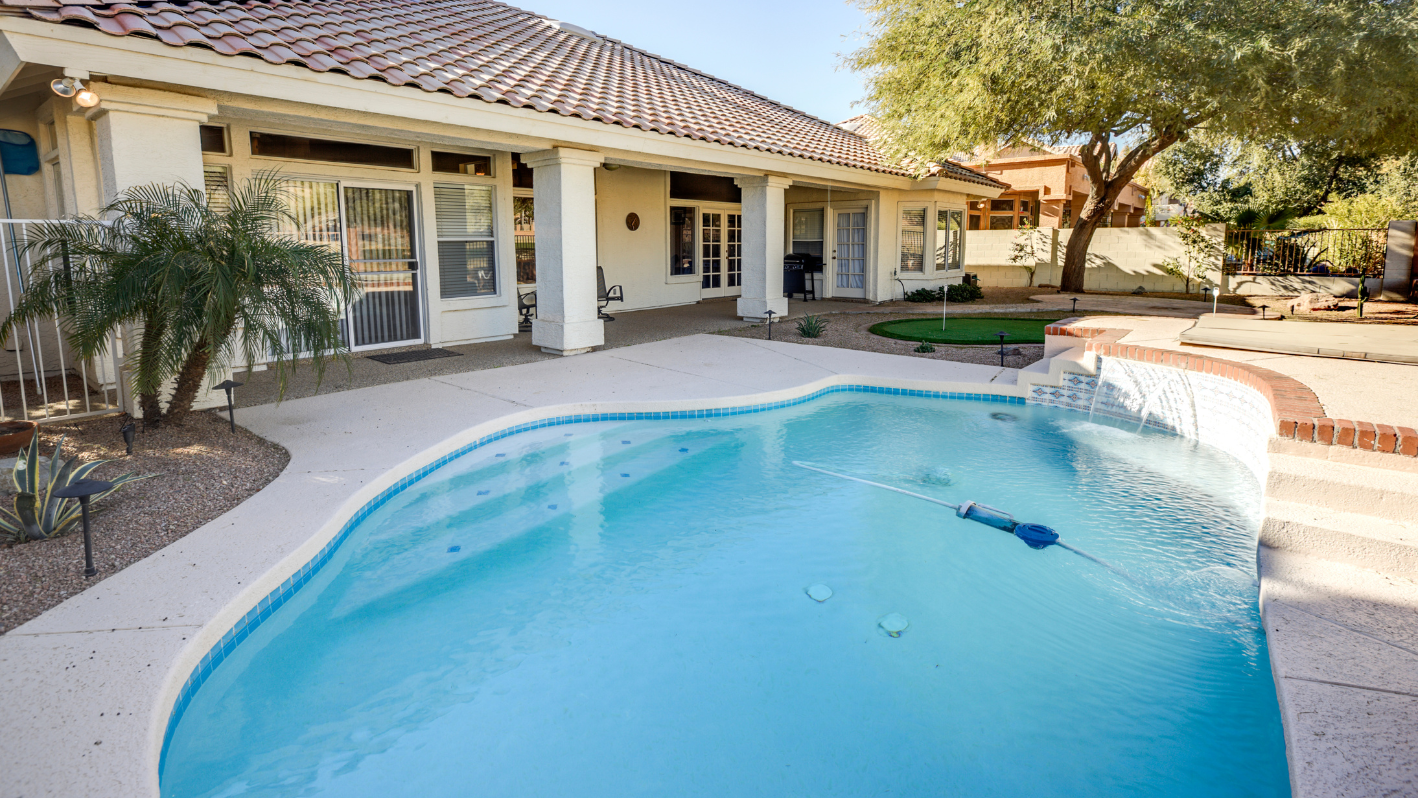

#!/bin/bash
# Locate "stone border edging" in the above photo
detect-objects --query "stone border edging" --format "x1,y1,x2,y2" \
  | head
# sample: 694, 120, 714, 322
1046, 320, 1418, 457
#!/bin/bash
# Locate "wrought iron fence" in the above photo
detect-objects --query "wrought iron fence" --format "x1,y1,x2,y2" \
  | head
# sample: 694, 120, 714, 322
1223, 227, 1388, 276
0, 219, 126, 423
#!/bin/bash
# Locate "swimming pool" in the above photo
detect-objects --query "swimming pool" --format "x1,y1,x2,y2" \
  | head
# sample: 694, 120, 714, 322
161, 393, 1289, 797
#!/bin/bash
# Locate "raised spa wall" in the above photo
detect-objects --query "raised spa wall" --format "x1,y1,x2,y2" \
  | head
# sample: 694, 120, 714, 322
1030, 320, 1418, 798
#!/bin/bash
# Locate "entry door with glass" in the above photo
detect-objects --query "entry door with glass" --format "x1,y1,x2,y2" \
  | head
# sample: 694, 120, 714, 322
834, 209, 868, 298
282, 180, 424, 350
700, 210, 742, 298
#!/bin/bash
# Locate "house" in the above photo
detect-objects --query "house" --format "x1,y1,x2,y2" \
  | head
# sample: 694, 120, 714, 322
0, 0, 1007, 368
957, 142, 1149, 230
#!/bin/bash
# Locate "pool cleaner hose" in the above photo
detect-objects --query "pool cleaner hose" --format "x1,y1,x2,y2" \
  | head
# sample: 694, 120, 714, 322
791, 461, 1130, 579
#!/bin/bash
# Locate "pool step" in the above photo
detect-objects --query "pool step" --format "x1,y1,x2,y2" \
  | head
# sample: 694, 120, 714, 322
1261, 499, 1418, 581
1265, 453, 1418, 526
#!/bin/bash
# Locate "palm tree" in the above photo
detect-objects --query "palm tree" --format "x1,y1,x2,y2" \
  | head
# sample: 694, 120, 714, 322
0, 171, 359, 422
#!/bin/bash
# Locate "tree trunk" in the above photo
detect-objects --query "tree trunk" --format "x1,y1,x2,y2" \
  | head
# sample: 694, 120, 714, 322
138, 391, 162, 426
164, 337, 211, 422
1059, 209, 1108, 292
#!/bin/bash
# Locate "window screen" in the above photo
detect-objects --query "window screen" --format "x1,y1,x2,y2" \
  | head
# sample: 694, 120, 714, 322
434, 184, 497, 298
203, 165, 231, 213
200, 125, 228, 154
670, 206, 695, 275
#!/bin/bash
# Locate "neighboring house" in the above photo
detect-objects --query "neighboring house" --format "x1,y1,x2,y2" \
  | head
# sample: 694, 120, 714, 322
0, 0, 1007, 369
957, 142, 1149, 230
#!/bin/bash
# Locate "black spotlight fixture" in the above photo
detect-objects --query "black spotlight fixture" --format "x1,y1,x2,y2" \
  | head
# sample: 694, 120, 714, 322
764, 309, 776, 341
214, 379, 243, 433
54, 478, 114, 578
119, 419, 135, 455
996, 331, 1010, 366
1071, 297, 1079, 313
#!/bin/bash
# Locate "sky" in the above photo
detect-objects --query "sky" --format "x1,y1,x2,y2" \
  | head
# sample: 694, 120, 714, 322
518, 0, 873, 124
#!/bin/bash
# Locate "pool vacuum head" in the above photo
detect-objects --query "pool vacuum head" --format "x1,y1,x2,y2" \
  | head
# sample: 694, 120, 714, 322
956, 501, 1059, 549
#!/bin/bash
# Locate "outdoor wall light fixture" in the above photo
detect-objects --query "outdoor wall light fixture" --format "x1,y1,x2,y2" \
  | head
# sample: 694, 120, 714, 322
120, 419, 135, 455
50, 77, 98, 107
54, 478, 114, 578
996, 331, 1009, 366
214, 379, 243, 433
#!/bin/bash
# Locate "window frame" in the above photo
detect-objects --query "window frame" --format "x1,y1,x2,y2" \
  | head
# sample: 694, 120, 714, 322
667, 204, 699, 283
897, 204, 929, 274
247, 128, 420, 173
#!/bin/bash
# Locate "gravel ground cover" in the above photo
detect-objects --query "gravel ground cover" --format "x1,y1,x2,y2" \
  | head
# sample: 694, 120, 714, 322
719, 311, 1054, 368
0, 411, 288, 634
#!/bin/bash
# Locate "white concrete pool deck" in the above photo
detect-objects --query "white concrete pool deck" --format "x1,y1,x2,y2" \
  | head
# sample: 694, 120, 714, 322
4, 330, 1416, 797
0, 335, 1021, 797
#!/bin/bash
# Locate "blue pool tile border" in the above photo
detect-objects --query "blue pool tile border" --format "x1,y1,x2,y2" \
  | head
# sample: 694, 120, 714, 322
158, 385, 1024, 769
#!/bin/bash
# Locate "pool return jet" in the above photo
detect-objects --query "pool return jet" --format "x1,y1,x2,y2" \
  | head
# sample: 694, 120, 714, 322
791, 461, 1130, 578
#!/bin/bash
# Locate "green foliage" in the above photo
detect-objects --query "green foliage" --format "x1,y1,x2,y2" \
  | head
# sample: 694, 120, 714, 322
1152, 134, 1381, 226
795, 315, 828, 338
3, 172, 361, 420
1008, 221, 1046, 287
848, 0, 1418, 291
1158, 218, 1222, 293
0, 436, 149, 544
913, 342, 936, 353
904, 283, 983, 303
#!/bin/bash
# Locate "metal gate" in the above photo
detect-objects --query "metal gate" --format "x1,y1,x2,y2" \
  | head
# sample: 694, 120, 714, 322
0, 219, 126, 423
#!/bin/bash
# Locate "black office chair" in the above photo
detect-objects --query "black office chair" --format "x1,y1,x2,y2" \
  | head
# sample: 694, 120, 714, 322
517, 290, 537, 331
597, 266, 624, 321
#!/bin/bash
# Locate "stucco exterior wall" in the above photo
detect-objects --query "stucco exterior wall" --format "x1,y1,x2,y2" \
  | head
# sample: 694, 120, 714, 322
964, 226, 1224, 292
595, 166, 700, 312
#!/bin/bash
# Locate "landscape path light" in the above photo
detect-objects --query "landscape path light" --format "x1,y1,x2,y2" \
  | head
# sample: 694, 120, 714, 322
764, 310, 776, 341
996, 331, 1009, 367
120, 419, 135, 455
54, 478, 114, 578
215, 379, 243, 433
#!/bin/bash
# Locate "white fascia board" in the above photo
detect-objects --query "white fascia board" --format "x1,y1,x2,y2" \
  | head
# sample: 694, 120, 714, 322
0, 20, 916, 191
0, 31, 21, 95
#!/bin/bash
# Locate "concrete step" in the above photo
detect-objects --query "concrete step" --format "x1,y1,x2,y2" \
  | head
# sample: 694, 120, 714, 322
1266, 452, 1418, 525
1262, 499, 1418, 580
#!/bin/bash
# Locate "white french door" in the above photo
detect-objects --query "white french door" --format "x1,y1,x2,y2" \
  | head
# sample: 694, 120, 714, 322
833, 208, 868, 298
281, 179, 424, 350
699, 209, 742, 299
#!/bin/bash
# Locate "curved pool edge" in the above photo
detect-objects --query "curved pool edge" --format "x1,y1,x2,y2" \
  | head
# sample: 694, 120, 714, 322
151, 374, 1028, 784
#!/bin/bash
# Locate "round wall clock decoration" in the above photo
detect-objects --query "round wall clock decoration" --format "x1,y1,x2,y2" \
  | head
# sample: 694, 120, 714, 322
625, 213, 640, 231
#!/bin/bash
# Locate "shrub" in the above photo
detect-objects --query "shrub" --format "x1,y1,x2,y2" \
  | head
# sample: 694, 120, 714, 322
795, 315, 828, 338
947, 283, 983, 302
0, 437, 149, 544
904, 287, 944, 303
914, 342, 936, 353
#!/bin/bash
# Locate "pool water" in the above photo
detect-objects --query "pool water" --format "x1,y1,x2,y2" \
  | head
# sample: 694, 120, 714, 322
161, 395, 1290, 797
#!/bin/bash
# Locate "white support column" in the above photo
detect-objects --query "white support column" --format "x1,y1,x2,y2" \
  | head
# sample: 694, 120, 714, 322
523, 148, 605, 356
84, 84, 216, 200
735, 175, 793, 321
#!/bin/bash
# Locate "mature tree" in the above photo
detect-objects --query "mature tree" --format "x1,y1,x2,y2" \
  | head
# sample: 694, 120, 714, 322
1152, 133, 1379, 226
849, 0, 1418, 292
1, 172, 360, 422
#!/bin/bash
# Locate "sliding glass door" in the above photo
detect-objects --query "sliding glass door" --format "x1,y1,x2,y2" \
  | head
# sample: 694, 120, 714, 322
281, 179, 424, 350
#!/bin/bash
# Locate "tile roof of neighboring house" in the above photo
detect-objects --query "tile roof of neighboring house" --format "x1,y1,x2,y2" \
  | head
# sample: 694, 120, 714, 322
836, 114, 1006, 189
0, 0, 999, 185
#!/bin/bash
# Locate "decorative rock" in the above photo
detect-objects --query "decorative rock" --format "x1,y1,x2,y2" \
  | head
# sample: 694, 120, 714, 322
878, 613, 909, 637
805, 584, 833, 602
1289, 292, 1342, 314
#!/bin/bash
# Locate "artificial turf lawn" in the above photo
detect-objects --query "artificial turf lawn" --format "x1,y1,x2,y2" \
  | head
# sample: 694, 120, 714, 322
869, 316, 1063, 345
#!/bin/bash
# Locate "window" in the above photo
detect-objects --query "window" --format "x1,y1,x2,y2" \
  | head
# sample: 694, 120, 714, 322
200, 125, 228, 154
791, 209, 824, 259
514, 197, 535, 283
434, 184, 497, 299
989, 198, 1014, 212
936, 209, 964, 271
203, 165, 231, 213
836, 211, 867, 289
512, 154, 534, 189
968, 214, 982, 230
701, 211, 723, 288
727, 213, 742, 287
670, 206, 695, 276
899, 208, 926, 272
432, 151, 493, 176
250, 131, 414, 169
989, 215, 1015, 230
670, 172, 741, 203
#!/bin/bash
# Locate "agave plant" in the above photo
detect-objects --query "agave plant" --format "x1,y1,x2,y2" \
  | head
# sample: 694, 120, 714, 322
0, 436, 148, 544
796, 315, 828, 338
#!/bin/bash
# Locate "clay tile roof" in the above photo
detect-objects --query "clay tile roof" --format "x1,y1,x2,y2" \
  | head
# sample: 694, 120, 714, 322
1, 0, 1002, 184
836, 114, 1006, 189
